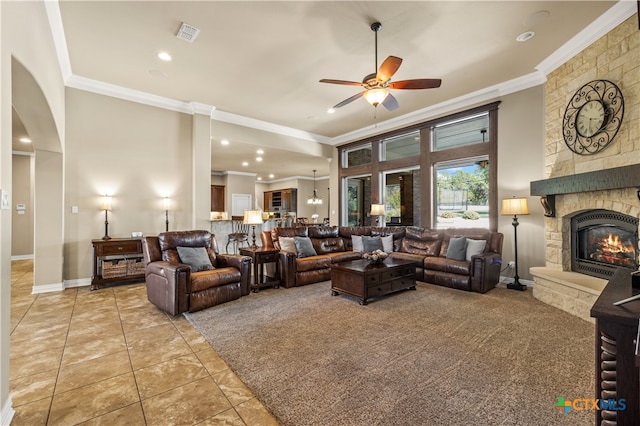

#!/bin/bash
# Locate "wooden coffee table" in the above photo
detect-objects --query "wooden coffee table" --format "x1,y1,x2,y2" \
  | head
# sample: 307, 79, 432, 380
330, 258, 416, 305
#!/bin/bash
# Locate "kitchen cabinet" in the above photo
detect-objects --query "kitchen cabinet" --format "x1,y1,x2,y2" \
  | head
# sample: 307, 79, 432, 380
211, 185, 225, 212
264, 188, 297, 212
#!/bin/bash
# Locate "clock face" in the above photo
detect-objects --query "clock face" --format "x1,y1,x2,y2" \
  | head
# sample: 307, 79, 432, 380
562, 80, 624, 155
575, 100, 605, 137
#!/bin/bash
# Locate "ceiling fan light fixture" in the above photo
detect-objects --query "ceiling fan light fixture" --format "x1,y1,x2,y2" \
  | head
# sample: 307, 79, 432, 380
364, 88, 389, 107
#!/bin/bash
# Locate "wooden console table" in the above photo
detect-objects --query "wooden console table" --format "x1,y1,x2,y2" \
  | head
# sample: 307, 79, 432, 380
591, 268, 640, 425
91, 238, 145, 290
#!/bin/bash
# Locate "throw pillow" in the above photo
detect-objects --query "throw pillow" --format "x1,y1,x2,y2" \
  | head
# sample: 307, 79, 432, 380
176, 246, 214, 272
381, 235, 394, 253
352, 235, 364, 252
294, 236, 317, 258
362, 235, 383, 252
465, 239, 487, 261
445, 237, 467, 261
279, 237, 297, 254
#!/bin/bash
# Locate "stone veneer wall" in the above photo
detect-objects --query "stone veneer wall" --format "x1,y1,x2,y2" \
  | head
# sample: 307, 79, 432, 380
543, 15, 640, 271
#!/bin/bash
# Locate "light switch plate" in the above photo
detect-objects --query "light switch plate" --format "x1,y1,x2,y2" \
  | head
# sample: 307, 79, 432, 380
0, 190, 9, 210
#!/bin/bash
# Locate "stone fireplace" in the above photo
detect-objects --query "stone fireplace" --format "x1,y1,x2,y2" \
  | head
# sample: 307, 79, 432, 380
529, 165, 640, 322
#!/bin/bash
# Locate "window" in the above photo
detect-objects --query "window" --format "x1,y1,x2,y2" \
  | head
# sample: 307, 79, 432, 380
342, 144, 372, 168
432, 113, 489, 151
435, 158, 489, 229
343, 175, 372, 226
382, 169, 420, 227
381, 131, 420, 161
337, 102, 499, 230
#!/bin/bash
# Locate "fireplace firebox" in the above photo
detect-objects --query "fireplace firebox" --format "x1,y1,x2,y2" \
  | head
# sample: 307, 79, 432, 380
571, 210, 638, 279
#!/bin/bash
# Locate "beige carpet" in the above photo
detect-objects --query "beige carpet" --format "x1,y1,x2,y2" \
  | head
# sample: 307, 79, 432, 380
186, 281, 595, 425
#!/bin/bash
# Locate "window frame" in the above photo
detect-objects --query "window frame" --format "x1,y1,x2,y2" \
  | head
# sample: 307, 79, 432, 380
337, 101, 499, 230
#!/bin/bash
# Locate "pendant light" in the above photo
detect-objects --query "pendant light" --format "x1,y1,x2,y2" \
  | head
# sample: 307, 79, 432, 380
307, 170, 323, 205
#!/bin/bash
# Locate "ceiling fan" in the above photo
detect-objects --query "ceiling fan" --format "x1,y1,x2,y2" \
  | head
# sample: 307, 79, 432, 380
320, 21, 442, 111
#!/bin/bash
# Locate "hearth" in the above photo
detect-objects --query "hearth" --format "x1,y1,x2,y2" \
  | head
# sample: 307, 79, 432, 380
571, 209, 638, 279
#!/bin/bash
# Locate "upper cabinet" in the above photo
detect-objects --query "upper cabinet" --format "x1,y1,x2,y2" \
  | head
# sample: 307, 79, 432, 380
264, 188, 297, 213
211, 185, 225, 212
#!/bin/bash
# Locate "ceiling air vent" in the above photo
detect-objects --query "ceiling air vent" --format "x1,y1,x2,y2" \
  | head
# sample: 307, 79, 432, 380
176, 22, 200, 43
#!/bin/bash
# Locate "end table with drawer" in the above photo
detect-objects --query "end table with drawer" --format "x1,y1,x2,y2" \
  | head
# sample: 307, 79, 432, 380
91, 238, 145, 290
239, 247, 280, 292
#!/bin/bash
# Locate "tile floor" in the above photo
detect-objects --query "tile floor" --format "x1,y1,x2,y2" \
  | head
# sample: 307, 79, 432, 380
9, 259, 279, 425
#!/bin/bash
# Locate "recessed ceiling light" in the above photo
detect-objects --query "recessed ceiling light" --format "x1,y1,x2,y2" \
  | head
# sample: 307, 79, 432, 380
269, 174, 274, 179
157, 51, 172, 61
19, 137, 31, 143
257, 149, 264, 154
257, 177, 262, 181
516, 31, 535, 42
327, 108, 335, 114
221, 140, 229, 145
256, 157, 263, 162
242, 161, 249, 166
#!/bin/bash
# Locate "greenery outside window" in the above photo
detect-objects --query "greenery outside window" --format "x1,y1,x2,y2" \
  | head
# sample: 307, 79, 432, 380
435, 157, 489, 229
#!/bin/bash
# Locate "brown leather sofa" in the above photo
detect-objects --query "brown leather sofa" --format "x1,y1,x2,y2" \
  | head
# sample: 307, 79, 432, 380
262, 225, 503, 293
142, 230, 251, 315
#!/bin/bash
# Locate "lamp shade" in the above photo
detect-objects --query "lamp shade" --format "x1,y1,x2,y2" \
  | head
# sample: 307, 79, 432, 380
370, 204, 385, 216
101, 195, 112, 211
243, 210, 263, 225
163, 197, 171, 211
501, 197, 529, 216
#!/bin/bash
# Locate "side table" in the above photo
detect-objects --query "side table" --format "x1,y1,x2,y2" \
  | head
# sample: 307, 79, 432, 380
239, 247, 280, 292
92, 238, 144, 290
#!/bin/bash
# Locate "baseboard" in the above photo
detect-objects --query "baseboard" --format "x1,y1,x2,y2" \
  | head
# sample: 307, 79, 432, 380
11, 254, 34, 260
64, 278, 91, 289
0, 396, 15, 426
31, 282, 65, 294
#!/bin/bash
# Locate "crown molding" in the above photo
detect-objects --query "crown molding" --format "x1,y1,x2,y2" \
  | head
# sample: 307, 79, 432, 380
46, 0, 634, 147
210, 109, 331, 144
330, 71, 547, 145
536, 0, 637, 75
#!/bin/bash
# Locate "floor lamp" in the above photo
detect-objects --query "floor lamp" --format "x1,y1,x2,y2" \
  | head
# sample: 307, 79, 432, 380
501, 197, 529, 291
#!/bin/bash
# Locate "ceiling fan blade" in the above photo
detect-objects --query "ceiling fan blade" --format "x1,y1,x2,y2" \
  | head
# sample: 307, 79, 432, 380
377, 56, 403, 82
319, 79, 363, 87
382, 93, 399, 111
333, 91, 365, 109
388, 79, 442, 90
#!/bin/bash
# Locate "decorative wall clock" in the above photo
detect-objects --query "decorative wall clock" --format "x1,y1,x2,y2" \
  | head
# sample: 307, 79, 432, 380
562, 79, 624, 155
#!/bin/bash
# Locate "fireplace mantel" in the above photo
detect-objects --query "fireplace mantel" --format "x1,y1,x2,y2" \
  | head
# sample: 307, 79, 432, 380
530, 164, 640, 217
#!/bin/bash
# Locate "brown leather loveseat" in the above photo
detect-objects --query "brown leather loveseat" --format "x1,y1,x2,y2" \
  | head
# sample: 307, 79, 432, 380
262, 225, 503, 294
142, 230, 251, 315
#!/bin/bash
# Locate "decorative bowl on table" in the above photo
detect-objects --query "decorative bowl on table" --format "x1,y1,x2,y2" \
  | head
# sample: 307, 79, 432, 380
362, 249, 389, 265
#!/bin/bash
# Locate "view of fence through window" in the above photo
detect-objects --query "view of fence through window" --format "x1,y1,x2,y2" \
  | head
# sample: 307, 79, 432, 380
435, 159, 489, 228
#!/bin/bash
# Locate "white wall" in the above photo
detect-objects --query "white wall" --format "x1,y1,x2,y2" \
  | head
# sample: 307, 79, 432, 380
497, 85, 546, 281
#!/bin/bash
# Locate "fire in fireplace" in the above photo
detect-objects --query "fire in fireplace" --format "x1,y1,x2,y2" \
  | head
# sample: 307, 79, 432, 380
571, 210, 639, 279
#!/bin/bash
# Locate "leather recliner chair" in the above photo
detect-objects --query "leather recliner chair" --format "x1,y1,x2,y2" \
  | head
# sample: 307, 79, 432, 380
142, 230, 251, 315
